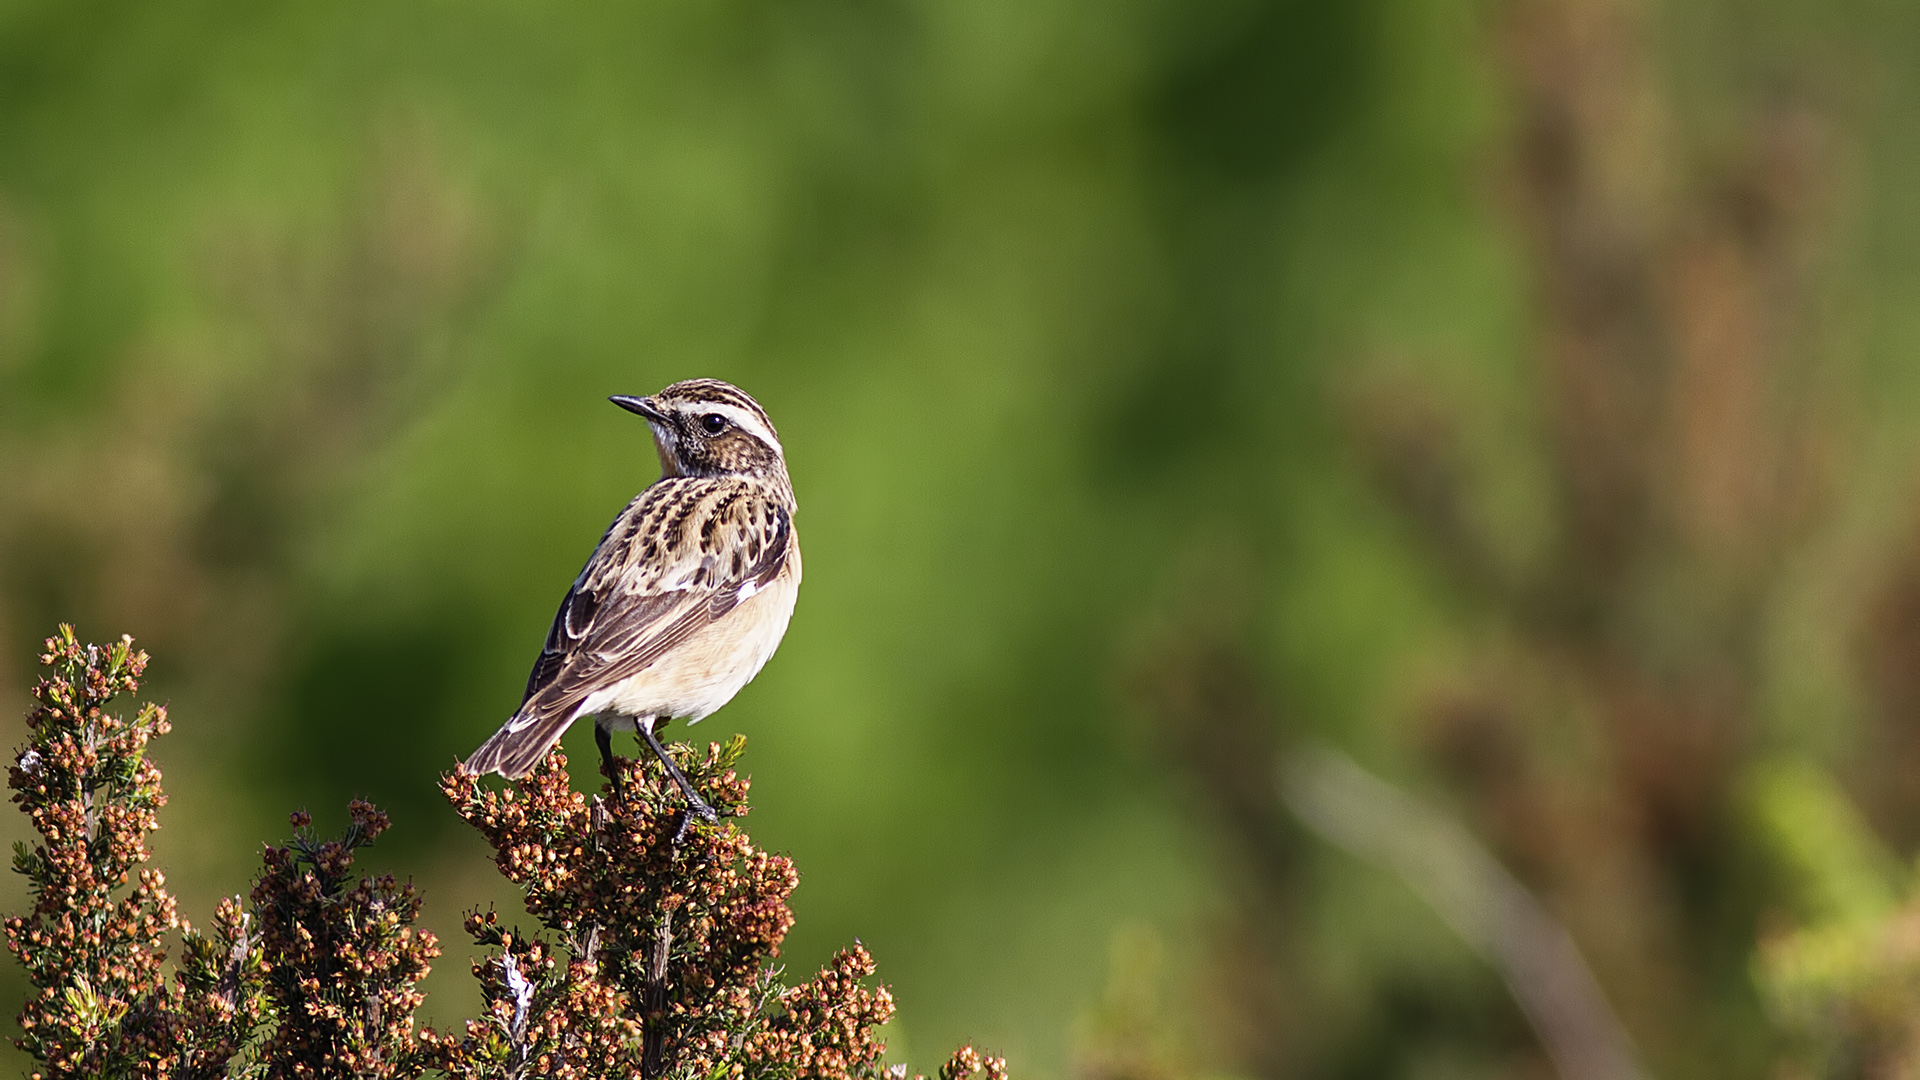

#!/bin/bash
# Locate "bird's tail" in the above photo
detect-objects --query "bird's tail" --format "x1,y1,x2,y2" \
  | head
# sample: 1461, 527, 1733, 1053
465, 705, 579, 779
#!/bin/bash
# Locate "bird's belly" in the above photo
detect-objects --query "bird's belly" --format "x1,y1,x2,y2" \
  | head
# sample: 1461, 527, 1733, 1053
595, 570, 799, 727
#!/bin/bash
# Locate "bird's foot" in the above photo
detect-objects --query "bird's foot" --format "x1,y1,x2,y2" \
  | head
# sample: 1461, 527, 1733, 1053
667, 780, 720, 846
637, 723, 721, 840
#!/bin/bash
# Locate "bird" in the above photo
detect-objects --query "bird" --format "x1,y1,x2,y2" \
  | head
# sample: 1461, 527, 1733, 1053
466, 378, 800, 827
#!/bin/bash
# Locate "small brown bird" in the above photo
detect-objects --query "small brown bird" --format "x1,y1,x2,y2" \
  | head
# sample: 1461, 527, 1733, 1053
466, 379, 801, 824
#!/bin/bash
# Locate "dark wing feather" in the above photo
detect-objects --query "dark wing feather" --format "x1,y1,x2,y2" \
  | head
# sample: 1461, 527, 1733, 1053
468, 482, 792, 778
520, 580, 630, 706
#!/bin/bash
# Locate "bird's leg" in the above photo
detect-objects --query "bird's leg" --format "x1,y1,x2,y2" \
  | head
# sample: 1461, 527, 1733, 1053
595, 723, 624, 799
637, 721, 720, 827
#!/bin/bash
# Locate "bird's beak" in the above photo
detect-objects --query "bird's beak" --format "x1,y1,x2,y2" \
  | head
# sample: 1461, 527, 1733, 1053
610, 395, 670, 424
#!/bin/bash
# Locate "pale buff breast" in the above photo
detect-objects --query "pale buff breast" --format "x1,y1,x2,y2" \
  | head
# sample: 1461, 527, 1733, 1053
592, 544, 801, 730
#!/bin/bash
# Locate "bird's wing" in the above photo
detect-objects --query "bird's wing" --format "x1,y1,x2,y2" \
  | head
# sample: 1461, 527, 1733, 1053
467, 477, 792, 777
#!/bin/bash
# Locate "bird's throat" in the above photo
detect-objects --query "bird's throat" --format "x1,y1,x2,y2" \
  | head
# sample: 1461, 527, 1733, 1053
651, 428, 685, 477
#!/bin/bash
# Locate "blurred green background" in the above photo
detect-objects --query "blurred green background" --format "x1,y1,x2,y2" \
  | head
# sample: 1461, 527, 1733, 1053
7, 0, 1920, 1077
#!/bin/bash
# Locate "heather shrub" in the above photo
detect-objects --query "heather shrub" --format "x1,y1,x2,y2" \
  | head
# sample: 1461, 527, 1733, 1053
5, 626, 1005, 1080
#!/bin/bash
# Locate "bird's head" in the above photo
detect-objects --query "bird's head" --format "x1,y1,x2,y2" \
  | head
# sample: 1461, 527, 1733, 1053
611, 379, 787, 483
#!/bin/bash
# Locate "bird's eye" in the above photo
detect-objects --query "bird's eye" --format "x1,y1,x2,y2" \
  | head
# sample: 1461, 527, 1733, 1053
700, 413, 728, 436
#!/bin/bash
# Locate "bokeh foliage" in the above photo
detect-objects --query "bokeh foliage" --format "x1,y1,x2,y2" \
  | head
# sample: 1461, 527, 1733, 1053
6, 0, 1920, 1077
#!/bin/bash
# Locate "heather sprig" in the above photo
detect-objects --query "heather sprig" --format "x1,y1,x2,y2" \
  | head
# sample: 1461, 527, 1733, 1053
5, 624, 262, 1079
172, 895, 272, 1075
251, 801, 440, 1078
936, 1046, 1010, 1080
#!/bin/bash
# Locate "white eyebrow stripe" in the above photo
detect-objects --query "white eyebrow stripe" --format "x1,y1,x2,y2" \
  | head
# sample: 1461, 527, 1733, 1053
702, 403, 781, 454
